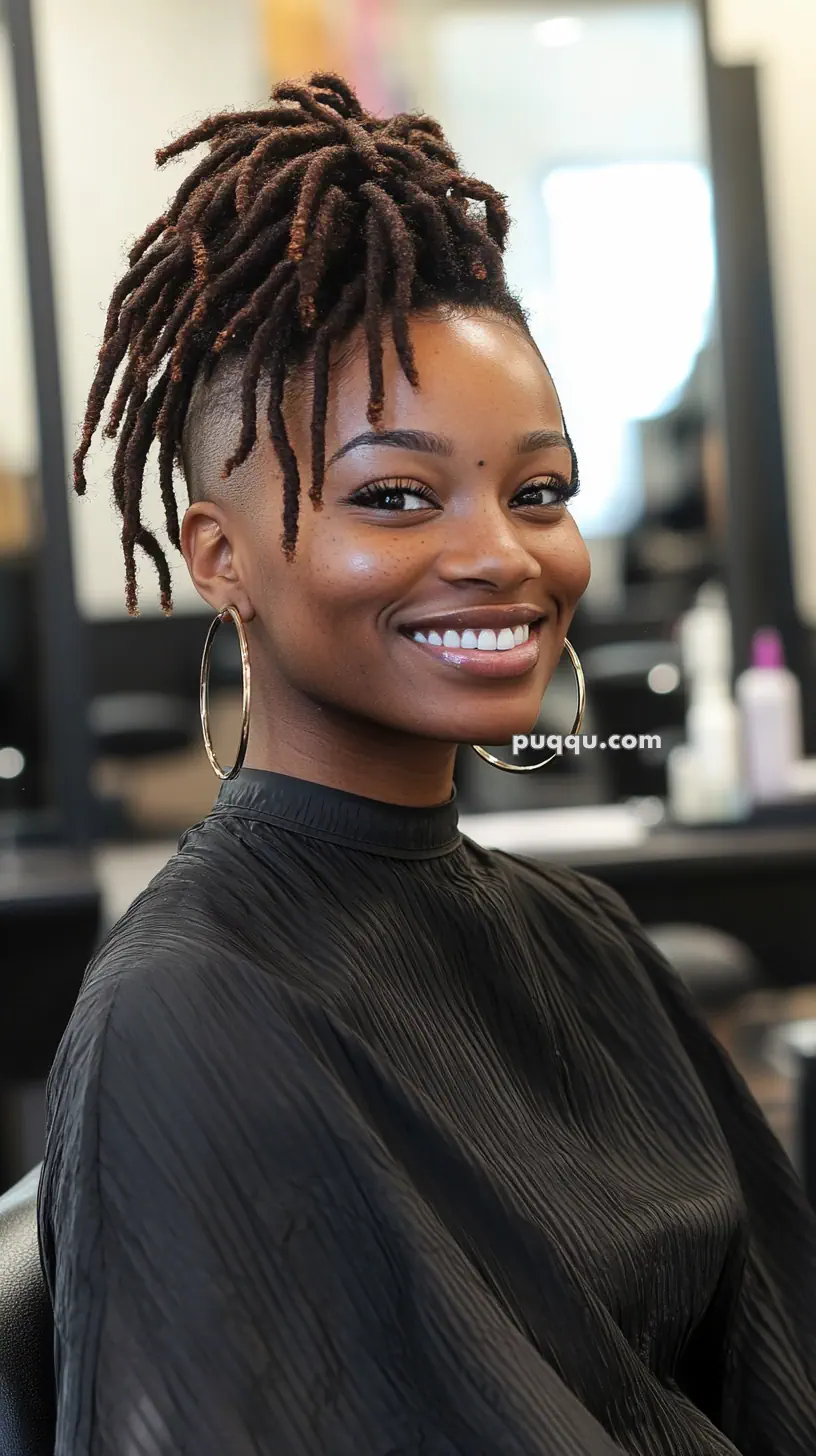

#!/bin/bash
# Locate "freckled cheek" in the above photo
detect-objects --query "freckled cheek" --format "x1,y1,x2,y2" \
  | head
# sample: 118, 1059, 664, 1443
308, 539, 417, 620
538, 526, 591, 605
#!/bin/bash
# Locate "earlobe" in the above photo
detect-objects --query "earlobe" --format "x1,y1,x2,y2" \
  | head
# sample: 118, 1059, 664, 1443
180, 502, 256, 622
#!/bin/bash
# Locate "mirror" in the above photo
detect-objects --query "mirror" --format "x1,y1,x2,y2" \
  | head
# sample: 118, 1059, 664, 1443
0, 12, 46, 827
31, 0, 730, 832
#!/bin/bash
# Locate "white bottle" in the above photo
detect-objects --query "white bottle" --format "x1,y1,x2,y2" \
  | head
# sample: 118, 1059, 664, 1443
678, 584, 731, 700
735, 628, 803, 803
666, 743, 710, 824
677, 582, 745, 822
686, 678, 745, 821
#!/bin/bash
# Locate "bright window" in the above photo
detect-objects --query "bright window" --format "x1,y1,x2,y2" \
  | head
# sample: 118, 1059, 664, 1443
531, 161, 716, 534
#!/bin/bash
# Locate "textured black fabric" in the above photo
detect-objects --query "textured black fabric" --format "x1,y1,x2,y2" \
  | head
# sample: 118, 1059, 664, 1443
38, 769, 816, 1455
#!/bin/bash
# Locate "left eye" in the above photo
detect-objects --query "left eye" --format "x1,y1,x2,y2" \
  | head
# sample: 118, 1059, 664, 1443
513, 478, 572, 508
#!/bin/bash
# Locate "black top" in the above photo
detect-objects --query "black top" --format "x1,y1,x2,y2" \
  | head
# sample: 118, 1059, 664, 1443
38, 769, 816, 1455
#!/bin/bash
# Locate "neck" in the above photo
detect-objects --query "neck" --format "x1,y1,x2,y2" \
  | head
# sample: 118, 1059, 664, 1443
243, 679, 458, 808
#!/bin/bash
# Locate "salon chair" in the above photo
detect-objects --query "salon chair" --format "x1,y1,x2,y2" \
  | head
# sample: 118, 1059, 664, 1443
89, 691, 197, 759
0, 1164, 53, 1456
763, 1021, 816, 1212
645, 923, 761, 1013
89, 690, 199, 837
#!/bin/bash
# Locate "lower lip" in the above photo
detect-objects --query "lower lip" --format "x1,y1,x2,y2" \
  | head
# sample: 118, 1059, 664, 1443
400, 625, 542, 678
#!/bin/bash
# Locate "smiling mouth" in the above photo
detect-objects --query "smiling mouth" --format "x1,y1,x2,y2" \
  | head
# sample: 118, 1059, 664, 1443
398, 617, 546, 679
400, 618, 545, 652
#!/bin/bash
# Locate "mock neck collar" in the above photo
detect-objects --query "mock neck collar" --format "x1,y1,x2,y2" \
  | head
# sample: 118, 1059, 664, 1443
212, 767, 462, 859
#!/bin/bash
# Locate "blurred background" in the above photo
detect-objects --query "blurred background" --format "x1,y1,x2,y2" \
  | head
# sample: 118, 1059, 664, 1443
3, 0, 816, 1195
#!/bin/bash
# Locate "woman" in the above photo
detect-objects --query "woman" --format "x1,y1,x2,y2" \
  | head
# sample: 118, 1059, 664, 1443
39, 73, 816, 1455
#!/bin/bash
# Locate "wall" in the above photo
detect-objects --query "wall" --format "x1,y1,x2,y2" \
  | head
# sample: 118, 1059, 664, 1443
31, 0, 265, 619
707, 0, 816, 627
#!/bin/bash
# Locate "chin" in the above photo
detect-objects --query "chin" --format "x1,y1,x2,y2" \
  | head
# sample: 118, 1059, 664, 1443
423, 704, 546, 747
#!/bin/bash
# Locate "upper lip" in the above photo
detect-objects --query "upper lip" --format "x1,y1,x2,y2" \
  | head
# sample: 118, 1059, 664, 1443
399, 604, 547, 633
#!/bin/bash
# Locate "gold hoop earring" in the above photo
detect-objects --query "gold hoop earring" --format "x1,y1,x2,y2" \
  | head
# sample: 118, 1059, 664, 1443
199, 605, 251, 781
471, 638, 586, 773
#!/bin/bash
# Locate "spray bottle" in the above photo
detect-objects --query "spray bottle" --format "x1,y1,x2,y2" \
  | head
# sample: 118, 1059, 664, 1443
735, 628, 803, 804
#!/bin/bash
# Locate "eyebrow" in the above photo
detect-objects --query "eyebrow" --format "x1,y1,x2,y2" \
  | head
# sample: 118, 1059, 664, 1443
327, 429, 455, 468
326, 425, 572, 470
517, 429, 571, 454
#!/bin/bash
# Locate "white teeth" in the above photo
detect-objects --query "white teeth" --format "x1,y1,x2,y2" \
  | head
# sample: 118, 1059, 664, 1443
409, 623, 531, 650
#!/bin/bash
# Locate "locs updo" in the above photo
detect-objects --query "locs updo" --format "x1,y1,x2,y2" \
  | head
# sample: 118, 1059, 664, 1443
73, 72, 539, 616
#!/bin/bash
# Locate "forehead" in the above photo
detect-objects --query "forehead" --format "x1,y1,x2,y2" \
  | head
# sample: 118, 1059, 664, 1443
182, 310, 565, 499
321, 311, 563, 449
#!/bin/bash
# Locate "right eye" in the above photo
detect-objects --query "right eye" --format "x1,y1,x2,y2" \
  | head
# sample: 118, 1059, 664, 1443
346, 479, 439, 512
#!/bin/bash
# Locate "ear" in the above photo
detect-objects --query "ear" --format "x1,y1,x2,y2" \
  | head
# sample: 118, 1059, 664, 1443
180, 501, 256, 622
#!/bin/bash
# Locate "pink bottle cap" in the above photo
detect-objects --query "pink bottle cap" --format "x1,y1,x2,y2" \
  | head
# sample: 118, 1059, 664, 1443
751, 628, 785, 669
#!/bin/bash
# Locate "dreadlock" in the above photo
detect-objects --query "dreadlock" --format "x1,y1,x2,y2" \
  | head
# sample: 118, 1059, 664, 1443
74, 72, 534, 616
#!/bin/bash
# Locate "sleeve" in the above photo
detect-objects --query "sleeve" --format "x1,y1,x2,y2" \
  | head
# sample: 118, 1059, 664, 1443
38, 962, 633, 1456
584, 874, 816, 1454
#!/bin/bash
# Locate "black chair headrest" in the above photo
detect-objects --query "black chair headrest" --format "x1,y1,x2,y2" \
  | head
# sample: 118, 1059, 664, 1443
0, 1166, 55, 1456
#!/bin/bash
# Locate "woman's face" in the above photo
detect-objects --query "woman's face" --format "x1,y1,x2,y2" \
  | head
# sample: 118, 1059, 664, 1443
184, 309, 591, 758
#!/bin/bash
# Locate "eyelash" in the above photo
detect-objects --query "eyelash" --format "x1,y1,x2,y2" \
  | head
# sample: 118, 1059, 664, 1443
348, 476, 578, 511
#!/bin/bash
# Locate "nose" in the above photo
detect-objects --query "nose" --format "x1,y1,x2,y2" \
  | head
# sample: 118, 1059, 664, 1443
434, 500, 543, 594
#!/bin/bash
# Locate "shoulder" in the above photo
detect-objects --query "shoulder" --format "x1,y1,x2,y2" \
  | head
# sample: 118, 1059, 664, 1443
70, 816, 261, 1021
47, 942, 302, 1123
484, 844, 642, 945
41, 908, 337, 1239
39, 940, 363, 1321
44, 830, 313, 1146
481, 844, 694, 1013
